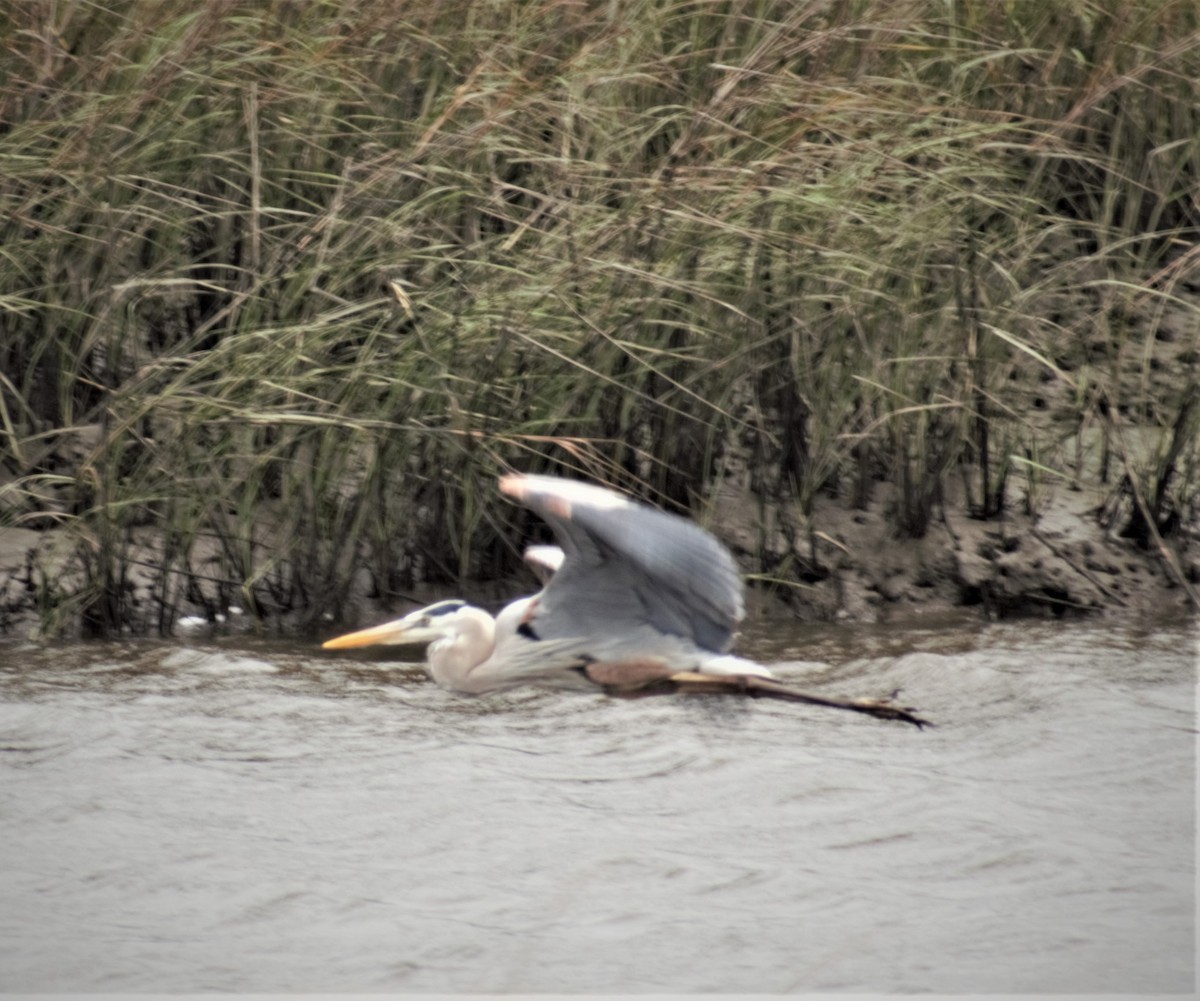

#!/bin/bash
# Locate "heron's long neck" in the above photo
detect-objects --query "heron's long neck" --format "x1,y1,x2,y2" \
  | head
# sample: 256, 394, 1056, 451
427, 607, 496, 694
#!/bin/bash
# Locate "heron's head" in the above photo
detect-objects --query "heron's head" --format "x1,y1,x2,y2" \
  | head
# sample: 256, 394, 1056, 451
321, 599, 470, 650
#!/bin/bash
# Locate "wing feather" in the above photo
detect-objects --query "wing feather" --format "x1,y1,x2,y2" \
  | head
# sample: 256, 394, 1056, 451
499, 474, 743, 653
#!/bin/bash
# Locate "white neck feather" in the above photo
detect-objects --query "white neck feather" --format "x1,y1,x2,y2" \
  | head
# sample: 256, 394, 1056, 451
426, 606, 497, 694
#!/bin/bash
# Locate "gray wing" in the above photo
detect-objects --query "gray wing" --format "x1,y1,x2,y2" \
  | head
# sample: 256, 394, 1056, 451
499, 474, 744, 653
522, 544, 564, 585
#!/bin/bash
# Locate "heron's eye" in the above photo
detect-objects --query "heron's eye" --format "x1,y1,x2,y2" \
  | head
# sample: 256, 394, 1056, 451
419, 616, 431, 627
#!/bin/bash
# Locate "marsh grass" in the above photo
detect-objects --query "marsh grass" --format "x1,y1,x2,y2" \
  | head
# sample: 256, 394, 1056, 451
2, 0, 1198, 633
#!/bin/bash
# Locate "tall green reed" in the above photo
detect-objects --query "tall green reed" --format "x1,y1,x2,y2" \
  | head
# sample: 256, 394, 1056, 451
2, 0, 1196, 632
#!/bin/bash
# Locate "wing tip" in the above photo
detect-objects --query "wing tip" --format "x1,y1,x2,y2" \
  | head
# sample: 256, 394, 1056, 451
498, 473, 527, 500
499, 473, 633, 515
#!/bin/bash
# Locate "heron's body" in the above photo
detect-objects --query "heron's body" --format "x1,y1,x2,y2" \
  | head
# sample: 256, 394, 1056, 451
323, 474, 927, 726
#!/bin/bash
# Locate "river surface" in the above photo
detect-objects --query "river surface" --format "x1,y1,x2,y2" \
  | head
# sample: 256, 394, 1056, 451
0, 613, 1194, 995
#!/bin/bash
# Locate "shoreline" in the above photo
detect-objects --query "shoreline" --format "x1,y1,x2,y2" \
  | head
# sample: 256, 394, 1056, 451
2, 473, 1194, 642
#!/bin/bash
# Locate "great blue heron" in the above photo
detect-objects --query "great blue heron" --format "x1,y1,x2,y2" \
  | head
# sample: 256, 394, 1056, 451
323, 474, 927, 726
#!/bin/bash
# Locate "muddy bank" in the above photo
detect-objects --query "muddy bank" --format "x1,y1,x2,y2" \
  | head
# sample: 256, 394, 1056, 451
1, 468, 1194, 642
3, 344, 1197, 637
719, 479, 1197, 626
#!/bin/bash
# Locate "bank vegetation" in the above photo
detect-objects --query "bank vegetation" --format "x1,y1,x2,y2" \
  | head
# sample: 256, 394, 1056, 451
1, 0, 1198, 635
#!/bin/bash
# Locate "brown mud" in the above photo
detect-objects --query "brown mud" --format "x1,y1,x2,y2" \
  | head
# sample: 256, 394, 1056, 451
1, 459, 1195, 641
719, 477, 1197, 627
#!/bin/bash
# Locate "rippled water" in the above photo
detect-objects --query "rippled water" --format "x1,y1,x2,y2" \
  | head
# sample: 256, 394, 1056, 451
0, 614, 1194, 994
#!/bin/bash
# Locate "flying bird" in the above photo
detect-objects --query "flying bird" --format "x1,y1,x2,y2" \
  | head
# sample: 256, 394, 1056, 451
323, 474, 927, 726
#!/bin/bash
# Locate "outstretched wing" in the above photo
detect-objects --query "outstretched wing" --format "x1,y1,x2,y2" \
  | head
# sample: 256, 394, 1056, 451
522, 544, 564, 585
499, 474, 744, 653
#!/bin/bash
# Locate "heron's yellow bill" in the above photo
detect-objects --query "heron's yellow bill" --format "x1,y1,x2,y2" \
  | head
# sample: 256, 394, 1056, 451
321, 619, 409, 650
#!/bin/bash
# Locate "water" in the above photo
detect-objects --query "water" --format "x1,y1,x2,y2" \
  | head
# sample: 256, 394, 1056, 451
0, 615, 1194, 994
